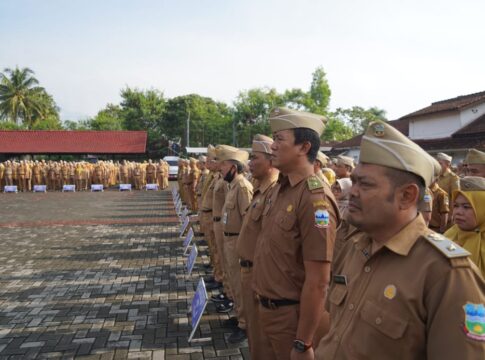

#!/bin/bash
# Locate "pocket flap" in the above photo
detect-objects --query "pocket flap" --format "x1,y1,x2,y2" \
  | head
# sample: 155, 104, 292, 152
329, 285, 347, 306
361, 300, 408, 339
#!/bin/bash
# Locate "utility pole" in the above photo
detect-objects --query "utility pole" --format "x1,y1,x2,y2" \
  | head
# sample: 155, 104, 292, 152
186, 110, 190, 148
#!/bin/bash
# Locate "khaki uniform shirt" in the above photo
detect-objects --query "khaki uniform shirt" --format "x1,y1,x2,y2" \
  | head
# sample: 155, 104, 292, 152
253, 174, 340, 301
237, 173, 279, 262
212, 174, 228, 218
200, 172, 215, 211
222, 174, 253, 234
437, 168, 460, 199
315, 169, 331, 186
316, 215, 485, 360
429, 183, 449, 229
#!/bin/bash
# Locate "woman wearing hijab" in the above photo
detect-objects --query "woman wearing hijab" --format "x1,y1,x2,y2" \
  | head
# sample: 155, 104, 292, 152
445, 176, 485, 278
331, 177, 352, 220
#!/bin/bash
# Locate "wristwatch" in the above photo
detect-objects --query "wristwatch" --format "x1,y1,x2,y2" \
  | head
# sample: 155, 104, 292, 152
293, 339, 312, 353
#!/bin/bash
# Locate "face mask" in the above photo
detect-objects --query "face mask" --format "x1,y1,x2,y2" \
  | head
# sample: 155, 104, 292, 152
224, 167, 236, 183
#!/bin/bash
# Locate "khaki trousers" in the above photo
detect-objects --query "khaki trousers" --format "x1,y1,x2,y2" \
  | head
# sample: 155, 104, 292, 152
201, 212, 223, 283
223, 234, 245, 329
213, 220, 231, 298
241, 267, 274, 360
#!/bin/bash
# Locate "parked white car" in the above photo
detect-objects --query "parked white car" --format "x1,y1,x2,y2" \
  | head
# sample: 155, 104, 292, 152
163, 156, 179, 180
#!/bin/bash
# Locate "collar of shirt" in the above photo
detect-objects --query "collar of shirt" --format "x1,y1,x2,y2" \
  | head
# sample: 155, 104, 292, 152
354, 215, 428, 257
256, 172, 279, 194
278, 172, 308, 188
229, 173, 245, 189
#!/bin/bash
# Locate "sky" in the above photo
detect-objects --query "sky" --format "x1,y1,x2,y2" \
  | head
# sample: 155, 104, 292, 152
0, 0, 484, 121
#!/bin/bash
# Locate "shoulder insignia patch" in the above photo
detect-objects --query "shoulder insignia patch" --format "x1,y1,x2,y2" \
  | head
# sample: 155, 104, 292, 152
307, 175, 324, 191
425, 232, 471, 259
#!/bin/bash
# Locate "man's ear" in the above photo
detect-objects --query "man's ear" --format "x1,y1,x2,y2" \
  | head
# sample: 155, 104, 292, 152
297, 141, 312, 157
399, 183, 420, 210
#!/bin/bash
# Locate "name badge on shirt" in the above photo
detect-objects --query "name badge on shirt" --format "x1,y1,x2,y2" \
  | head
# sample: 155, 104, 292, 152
222, 212, 228, 225
333, 274, 348, 285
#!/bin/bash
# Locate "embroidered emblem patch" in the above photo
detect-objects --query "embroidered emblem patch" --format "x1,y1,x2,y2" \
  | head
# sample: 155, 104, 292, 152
313, 200, 329, 208
373, 123, 385, 137
423, 194, 432, 203
383, 285, 397, 300
287, 204, 293, 212
314, 209, 329, 228
463, 303, 485, 341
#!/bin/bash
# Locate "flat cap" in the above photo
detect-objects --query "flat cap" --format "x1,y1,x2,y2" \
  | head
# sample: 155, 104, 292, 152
207, 144, 216, 158
436, 152, 452, 162
459, 176, 485, 191
336, 155, 355, 168
269, 107, 326, 136
360, 121, 441, 187
216, 145, 249, 164
198, 155, 207, 162
316, 151, 329, 166
252, 134, 273, 154
465, 148, 485, 165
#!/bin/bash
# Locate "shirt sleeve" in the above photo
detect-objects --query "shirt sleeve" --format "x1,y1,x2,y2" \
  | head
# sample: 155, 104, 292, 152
426, 263, 485, 358
439, 193, 450, 213
238, 186, 253, 218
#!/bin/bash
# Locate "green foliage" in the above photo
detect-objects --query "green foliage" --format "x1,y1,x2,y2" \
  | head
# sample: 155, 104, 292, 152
333, 106, 387, 135
322, 117, 354, 141
0, 121, 26, 130
0, 67, 60, 129
88, 104, 123, 130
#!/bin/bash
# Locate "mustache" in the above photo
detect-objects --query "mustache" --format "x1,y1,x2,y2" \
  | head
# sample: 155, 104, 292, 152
349, 194, 362, 209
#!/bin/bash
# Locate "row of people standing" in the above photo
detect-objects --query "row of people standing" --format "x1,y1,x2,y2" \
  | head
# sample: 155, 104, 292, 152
191, 106, 485, 359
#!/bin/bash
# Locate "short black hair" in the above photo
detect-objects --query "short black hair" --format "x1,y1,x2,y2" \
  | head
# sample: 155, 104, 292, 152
229, 160, 244, 173
293, 128, 320, 163
383, 167, 426, 204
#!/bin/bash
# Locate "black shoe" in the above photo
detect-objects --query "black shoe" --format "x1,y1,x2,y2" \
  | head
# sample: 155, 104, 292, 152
222, 316, 238, 328
211, 293, 229, 303
203, 264, 212, 269
228, 328, 247, 343
216, 301, 234, 313
204, 276, 215, 283
197, 240, 208, 246
205, 282, 222, 291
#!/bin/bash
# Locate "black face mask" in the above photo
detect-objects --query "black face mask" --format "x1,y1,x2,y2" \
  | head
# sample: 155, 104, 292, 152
224, 167, 236, 183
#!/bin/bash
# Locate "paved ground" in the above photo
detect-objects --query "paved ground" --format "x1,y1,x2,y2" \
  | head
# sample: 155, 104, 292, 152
0, 186, 249, 359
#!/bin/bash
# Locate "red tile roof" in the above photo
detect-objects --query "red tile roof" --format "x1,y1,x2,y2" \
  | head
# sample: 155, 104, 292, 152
453, 113, 485, 136
0, 130, 147, 154
400, 90, 485, 119
414, 136, 485, 152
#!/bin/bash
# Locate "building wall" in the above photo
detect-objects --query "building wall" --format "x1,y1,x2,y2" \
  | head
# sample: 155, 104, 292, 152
460, 102, 485, 127
409, 112, 459, 140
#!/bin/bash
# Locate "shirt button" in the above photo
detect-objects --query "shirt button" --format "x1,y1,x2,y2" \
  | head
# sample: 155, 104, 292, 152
375, 317, 382, 325
334, 334, 340, 341
348, 303, 354, 311
364, 266, 371, 273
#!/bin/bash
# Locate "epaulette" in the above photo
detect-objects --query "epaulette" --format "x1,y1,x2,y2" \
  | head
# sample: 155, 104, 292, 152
425, 232, 470, 259
307, 175, 324, 191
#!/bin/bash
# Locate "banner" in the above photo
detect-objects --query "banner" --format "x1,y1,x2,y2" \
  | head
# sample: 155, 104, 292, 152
188, 278, 209, 343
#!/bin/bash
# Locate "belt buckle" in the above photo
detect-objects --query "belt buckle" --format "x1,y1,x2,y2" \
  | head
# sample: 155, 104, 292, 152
268, 299, 278, 310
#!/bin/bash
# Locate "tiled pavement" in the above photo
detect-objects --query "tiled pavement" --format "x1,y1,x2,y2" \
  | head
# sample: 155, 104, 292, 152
0, 187, 249, 359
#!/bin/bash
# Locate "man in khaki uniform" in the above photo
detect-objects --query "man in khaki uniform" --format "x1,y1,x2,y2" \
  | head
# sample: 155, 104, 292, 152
314, 151, 331, 186
252, 107, 340, 360
428, 180, 449, 233
237, 134, 279, 358
219, 145, 253, 343
465, 148, 485, 178
315, 121, 485, 359
187, 158, 201, 211
436, 152, 460, 199
334, 155, 354, 179
146, 159, 156, 184
419, 187, 433, 226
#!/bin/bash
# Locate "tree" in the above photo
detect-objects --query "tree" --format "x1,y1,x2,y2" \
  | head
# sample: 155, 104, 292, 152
0, 67, 60, 128
333, 106, 387, 135
322, 117, 354, 141
88, 104, 123, 130
307, 67, 331, 114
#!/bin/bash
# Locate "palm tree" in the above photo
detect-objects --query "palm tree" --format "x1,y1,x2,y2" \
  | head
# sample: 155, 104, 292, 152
0, 66, 49, 127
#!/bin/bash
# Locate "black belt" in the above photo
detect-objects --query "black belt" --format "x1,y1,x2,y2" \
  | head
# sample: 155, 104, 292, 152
213, 217, 221, 222
224, 232, 239, 236
257, 295, 299, 309
202, 209, 213, 213
239, 259, 253, 268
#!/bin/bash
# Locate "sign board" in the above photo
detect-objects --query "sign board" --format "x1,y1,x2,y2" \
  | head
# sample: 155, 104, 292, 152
145, 183, 159, 191
181, 207, 189, 223
119, 184, 132, 191
91, 184, 104, 192
183, 227, 194, 255
33, 185, 47, 192
62, 185, 76, 192
188, 278, 209, 343
186, 244, 198, 275
179, 217, 190, 238
4, 186, 17, 193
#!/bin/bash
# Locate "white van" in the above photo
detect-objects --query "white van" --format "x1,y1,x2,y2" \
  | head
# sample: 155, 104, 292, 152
163, 156, 179, 180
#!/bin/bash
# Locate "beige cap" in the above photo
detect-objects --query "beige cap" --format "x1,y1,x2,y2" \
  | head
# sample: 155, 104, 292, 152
359, 121, 441, 187
465, 148, 485, 165
207, 144, 216, 158
459, 176, 485, 191
252, 134, 273, 154
336, 155, 355, 169
189, 157, 197, 164
216, 145, 249, 163
269, 107, 326, 136
198, 155, 207, 162
316, 151, 328, 166
436, 152, 452, 162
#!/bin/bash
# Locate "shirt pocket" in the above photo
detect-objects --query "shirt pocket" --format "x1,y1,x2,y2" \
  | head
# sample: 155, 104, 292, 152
329, 284, 348, 306
250, 202, 264, 222
274, 209, 297, 232
360, 299, 408, 340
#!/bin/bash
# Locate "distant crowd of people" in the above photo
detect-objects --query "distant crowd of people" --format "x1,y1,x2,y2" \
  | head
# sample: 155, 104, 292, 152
0, 159, 170, 191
